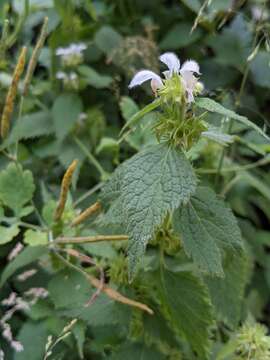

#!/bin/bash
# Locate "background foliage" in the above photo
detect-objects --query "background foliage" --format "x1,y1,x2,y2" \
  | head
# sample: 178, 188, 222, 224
0, 0, 270, 359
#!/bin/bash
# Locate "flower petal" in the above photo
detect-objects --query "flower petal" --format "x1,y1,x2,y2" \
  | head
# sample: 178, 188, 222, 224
128, 70, 162, 88
159, 52, 180, 74
180, 60, 201, 74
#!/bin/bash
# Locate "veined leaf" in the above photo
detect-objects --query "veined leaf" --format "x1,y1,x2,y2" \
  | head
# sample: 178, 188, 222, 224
204, 249, 249, 327
173, 186, 243, 276
157, 269, 214, 359
196, 97, 269, 140
102, 144, 197, 278
120, 99, 160, 136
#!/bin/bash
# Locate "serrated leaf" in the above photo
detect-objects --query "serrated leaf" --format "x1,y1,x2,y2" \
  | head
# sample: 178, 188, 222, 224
0, 246, 46, 287
24, 229, 48, 246
0, 225, 20, 244
0, 163, 35, 214
173, 186, 243, 276
204, 249, 249, 328
9, 111, 54, 143
110, 342, 165, 360
157, 269, 214, 359
78, 65, 113, 89
103, 144, 197, 278
52, 93, 83, 140
196, 97, 269, 140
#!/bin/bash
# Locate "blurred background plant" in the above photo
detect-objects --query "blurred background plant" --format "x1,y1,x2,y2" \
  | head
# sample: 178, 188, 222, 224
0, 0, 270, 359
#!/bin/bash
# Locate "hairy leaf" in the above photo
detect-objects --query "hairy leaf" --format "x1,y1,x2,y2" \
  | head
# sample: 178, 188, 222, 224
196, 97, 269, 140
173, 186, 243, 276
157, 269, 214, 359
204, 249, 249, 327
121, 144, 196, 277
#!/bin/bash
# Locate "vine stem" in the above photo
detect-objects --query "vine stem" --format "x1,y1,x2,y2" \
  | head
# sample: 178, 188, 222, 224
73, 136, 108, 180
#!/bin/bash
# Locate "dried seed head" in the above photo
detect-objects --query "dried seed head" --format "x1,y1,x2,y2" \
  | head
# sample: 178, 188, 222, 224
1, 46, 27, 138
54, 159, 78, 221
23, 17, 48, 96
71, 201, 101, 227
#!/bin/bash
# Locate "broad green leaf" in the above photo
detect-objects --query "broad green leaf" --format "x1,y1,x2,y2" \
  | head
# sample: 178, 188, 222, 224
94, 26, 123, 55
173, 186, 243, 276
24, 229, 48, 246
120, 99, 161, 136
0, 163, 35, 214
120, 96, 139, 121
96, 137, 119, 155
160, 23, 202, 50
78, 65, 112, 88
52, 93, 83, 140
201, 129, 234, 146
0, 246, 46, 287
14, 322, 48, 360
157, 269, 214, 359
204, 249, 249, 327
112, 144, 196, 278
110, 342, 165, 360
196, 97, 269, 140
48, 269, 93, 309
9, 111, 54, 142
0, 225, 20, 245
240, 172, 270, 201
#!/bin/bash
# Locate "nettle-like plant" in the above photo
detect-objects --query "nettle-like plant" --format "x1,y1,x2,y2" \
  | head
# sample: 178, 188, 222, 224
1, 10, 270, 359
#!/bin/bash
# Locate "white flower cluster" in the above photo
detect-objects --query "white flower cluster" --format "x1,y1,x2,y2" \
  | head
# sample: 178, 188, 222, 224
129, 52, 203, 103
56, 43, 87, 67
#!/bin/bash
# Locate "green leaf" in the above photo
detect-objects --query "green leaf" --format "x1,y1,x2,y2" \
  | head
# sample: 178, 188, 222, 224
0, 225, 20, 245
48, 269, 93, 309
160, 23, 202, 50
120, 96, 139, 122
52, 93, 83, 140
9, 111, 54, 143
173, 186, 243, 276
14, 322, 48, 360
94, 25, 123, 55
196, 97, 269, 140
120, 99, 160, 136
96, 137, 119, 155
201, 129, 234, 146
204, 249, 249, 327
72, 321, 86, 359
157, 269, 214, 358
24, 229, 48, 246
78, 65, 113, 88
0, 163, 35, 214
110, 342, 165, 360
104, 144, 197, 278
0, 246, 46, 287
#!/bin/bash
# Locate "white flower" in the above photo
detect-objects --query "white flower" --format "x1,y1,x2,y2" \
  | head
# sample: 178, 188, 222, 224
56, 43, 87, 57
56, 43, 87, 67
128, 52, 201, 102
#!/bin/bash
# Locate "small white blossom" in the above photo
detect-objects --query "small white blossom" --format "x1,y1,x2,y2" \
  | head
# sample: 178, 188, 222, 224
56, 43, 87, 67
128, 52, 201, 103
11, 341, 24, 352
17, 269, 37, 282
8, 243, 23, 261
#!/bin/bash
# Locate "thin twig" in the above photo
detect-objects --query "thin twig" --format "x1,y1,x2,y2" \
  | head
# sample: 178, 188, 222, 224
56, 235, 128, 244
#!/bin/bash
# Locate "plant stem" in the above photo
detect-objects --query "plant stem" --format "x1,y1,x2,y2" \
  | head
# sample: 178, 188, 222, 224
56, 235, 128, 244
73, 136, 108, 180
14, 96, 25, 161
74, 182, 103, 207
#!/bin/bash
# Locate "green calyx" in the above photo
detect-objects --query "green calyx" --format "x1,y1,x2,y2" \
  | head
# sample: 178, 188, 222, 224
154, 74, 207, 150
